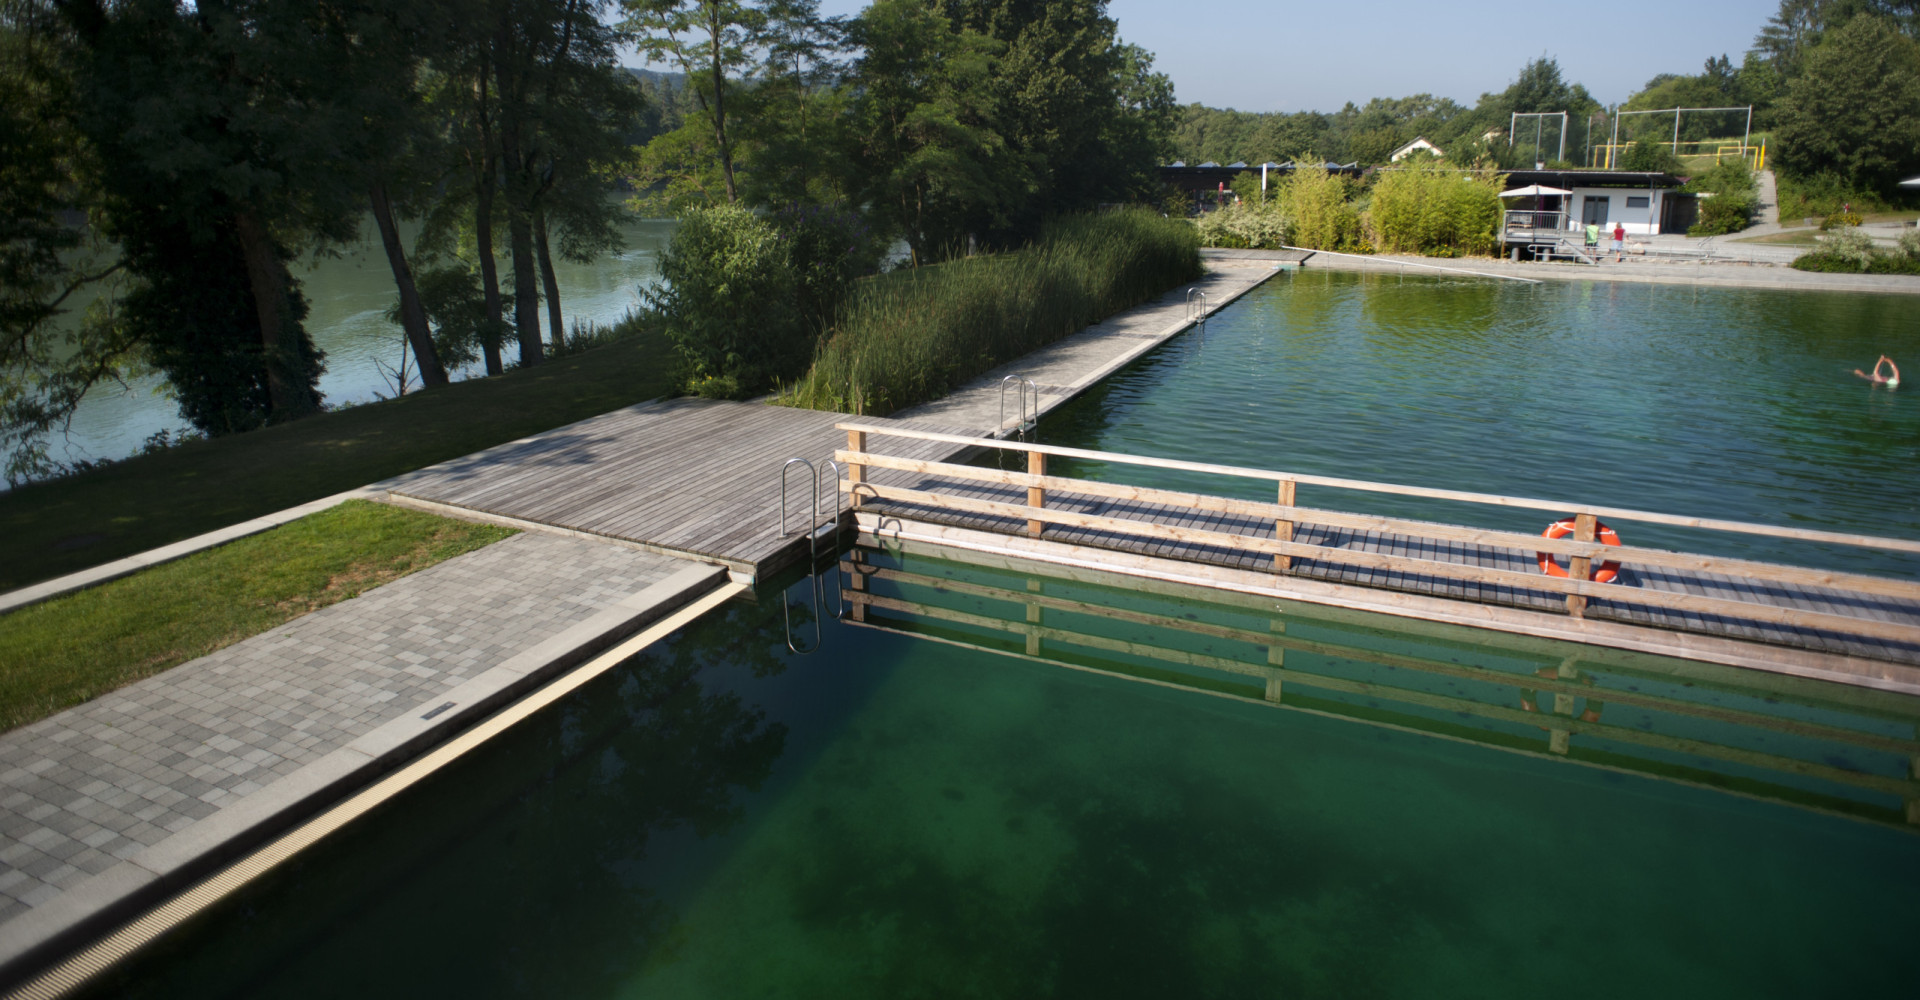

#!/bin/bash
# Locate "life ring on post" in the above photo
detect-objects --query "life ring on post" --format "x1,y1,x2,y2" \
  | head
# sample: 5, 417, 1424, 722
1536, 518, 1623, 584
1518, 667, 1605, 724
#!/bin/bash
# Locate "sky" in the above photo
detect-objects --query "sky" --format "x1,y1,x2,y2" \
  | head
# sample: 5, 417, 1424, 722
801, 0, 1782, 113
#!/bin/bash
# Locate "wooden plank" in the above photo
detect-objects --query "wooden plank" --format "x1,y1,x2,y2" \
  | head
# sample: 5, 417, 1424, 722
838, 424, 1920, 555
852, 480, 1920, 647
835, 451, 1920, 605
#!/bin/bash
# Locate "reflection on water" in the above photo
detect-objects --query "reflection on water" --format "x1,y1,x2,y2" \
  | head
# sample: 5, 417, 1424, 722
52, 218, 675, 466
1037, 270, 1920, 578
86, 546, 1920, 999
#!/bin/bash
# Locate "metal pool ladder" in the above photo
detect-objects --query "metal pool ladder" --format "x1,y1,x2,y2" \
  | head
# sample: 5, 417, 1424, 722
1186, 287, 1210, 322
775, 456, 844, 653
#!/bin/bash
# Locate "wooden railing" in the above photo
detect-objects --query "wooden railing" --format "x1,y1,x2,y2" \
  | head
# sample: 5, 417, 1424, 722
842, 556, 1920, 822
836, 423, 1920, 646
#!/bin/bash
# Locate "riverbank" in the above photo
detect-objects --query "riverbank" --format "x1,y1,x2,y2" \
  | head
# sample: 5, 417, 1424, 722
0, 328, 676, 593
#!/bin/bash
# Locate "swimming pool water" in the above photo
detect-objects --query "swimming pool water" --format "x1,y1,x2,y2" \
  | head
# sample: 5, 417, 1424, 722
84, 547, 1920, 998
1032, 270, 1920, 577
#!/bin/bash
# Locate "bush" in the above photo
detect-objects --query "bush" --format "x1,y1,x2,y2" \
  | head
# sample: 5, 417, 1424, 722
779, 209, 1202, 415
1820, 211, 1865, 230
1790, 227, 1920, 273
650, 203, 882, 399
1685, 161, 1758, 236
1366, 161, 1504, 256
1277, 162, 1363, 251
1776, 171, 1913, 221
1194, 202, 1294, 249
1618, 140, 1685, 174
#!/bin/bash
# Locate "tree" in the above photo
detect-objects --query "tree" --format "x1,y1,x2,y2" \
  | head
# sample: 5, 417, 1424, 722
622, 0, 767, 204
1772, 15, 1920, 188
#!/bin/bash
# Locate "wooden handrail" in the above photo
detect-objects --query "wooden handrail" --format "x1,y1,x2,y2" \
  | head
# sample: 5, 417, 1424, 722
836, 422, 1920, 556
846, 479, 1920, 645
834, 450, 1920, 603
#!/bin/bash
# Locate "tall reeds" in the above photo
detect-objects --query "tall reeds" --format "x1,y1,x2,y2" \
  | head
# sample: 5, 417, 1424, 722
778, 209, 1201, 415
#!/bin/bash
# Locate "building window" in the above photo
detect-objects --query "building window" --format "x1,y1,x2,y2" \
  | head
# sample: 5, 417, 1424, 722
1626, 196, 1651, 208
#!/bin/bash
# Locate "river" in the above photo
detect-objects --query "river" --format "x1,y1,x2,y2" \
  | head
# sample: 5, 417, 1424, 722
46, 217, 676, 467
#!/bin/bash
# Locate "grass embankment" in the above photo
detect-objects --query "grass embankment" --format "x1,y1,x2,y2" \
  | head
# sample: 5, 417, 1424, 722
778, 210, 1203, 415
0, 328, 674, 592
0, 500, 514, 732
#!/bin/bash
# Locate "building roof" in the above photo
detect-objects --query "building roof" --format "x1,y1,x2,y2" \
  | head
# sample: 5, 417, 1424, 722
1390, 136, 1443, 160
1501, 168, 1685, 189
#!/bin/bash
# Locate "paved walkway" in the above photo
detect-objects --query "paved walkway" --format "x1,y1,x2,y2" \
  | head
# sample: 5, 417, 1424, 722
893, 262, 1277, 432
0, 532, 719, 972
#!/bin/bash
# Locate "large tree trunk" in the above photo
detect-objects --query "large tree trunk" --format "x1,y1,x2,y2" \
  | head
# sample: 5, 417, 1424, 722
231, 210, 316, 420
707, 4, 737, 202
369, 181, 448, 387
535, 210, 565, 351
506, 204, 543, 366
494, 30, 543, 367
474, 162, 505, 377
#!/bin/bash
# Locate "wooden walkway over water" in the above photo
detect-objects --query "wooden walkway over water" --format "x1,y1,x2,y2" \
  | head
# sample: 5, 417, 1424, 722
839, 423, 1920, 687
380, 399, 965, 580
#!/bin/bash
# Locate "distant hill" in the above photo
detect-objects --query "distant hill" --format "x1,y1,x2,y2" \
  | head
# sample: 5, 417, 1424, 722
626, 67, 686, 90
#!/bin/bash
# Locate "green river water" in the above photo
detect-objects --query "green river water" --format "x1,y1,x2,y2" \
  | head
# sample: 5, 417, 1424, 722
80, 544, 1920, 998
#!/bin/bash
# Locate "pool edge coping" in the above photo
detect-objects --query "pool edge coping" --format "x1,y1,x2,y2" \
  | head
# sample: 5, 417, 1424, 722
0, 559, 731, 996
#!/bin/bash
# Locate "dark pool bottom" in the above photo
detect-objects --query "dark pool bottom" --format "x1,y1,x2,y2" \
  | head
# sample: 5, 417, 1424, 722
83, 548, 1919, 999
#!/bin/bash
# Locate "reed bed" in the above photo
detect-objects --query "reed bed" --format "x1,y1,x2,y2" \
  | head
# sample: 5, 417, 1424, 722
778, 210, 1202, 415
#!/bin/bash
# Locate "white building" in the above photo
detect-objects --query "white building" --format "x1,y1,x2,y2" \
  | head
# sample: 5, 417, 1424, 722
1389, 137, 1444, 161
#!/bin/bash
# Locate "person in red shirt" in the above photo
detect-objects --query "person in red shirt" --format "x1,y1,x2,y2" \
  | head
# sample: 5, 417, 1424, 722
1610, 222, 1627, 261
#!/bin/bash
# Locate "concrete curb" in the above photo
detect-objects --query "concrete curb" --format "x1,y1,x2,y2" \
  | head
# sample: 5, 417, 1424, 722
0, 487, 386, 616
0, 560, 728, 989
1306, 251, 1920, 295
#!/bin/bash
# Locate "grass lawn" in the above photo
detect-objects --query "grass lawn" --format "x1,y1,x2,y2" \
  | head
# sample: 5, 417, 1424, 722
0, 500, 514, 732
0, 329, 674, 593
1729, 230, 1824, 246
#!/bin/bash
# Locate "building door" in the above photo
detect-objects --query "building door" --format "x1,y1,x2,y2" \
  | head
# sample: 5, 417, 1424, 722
1582, 195, 1610, 226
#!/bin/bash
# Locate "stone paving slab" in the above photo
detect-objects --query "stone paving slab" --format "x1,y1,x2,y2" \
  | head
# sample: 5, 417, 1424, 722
0, 530, 720, 973
891, 262, 1277, 434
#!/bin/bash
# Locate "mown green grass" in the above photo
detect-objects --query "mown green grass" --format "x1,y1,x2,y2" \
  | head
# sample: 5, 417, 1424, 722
0, 328, 674, 592
0, 500, 515, 732
778, 210, 1203, 415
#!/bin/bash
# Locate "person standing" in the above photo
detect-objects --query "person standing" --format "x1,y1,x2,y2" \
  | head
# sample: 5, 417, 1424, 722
1585, 221, 1601, 251
1611, 222, 1627, 262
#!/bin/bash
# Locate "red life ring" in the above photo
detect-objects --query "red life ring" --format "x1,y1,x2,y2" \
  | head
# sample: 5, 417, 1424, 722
1536, 518, 1623, 584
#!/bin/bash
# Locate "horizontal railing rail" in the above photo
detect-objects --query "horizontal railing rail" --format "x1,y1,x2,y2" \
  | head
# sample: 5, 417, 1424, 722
836, 422, 1920, 642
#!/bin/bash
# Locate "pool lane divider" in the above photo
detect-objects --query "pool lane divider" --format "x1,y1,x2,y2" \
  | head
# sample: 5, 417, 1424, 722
0, 568, 746, 1000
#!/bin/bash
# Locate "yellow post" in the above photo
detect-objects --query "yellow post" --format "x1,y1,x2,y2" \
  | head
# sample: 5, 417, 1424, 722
1027, 451, 1045, 538
1565, 513, 1596, 619
1274, 479, 1296, 572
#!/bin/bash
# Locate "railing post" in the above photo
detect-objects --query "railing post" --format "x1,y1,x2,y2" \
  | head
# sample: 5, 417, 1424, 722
1027, 450, 1045, 538
848, 548, 867, 623
1566, 512, 1596, 618
1548, 658, 1578, 754
1265, 619, 1286, 702
1274, 479, 1297, 572
846, 429, 866, 508
1026, 578, 1043, 655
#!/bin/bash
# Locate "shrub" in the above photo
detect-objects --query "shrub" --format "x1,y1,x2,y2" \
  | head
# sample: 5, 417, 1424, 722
1194, 202, 1294, 249
1790, 227, 1920, 274
1276, 163, 1363, 251
1367, 161, 1504, 256
1685, 161, 1759, 237
649, 203, 882, 399
779, 209, 1202, 415
1820, 211, 1865, 230
1618, 140, 1685, 174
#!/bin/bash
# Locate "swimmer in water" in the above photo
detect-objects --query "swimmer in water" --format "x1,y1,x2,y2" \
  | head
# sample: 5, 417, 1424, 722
1853, 355, 1901, 388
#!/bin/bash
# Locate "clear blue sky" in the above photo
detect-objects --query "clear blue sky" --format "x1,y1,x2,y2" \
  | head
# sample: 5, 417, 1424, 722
807, 0, 1781, 113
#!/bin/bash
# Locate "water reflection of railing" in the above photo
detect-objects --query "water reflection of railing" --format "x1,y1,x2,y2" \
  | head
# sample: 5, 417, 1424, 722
842, 544, 1920, 827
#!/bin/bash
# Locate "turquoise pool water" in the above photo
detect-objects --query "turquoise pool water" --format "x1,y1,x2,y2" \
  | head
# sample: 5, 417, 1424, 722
1033, 271, 1920, 577
83, 547, 1920, 998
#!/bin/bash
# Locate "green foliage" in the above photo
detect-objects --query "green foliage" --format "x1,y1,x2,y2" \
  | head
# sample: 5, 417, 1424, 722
1618, 140, 1687, 173
1276, 164, 1363, 251
1685, 161, 1760, 235
0, 500, 513, 733
1790, 225, 1920, 272
1194, 202, 1293, 249
1775, 170, 1914, 218
1821, 210, 1866, 229
1772, 15, 1920, 189
1367, 162, 1505, 256
779, 209, 1200, 415
652, 202, 881, 398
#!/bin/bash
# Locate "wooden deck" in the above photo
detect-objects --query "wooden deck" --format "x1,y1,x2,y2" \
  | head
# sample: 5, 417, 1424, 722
381, 399, 966, 579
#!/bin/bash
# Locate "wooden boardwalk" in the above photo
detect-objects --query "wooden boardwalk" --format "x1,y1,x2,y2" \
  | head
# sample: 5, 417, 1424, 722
838, 426, 1920, 676
381, 399, 966, 579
